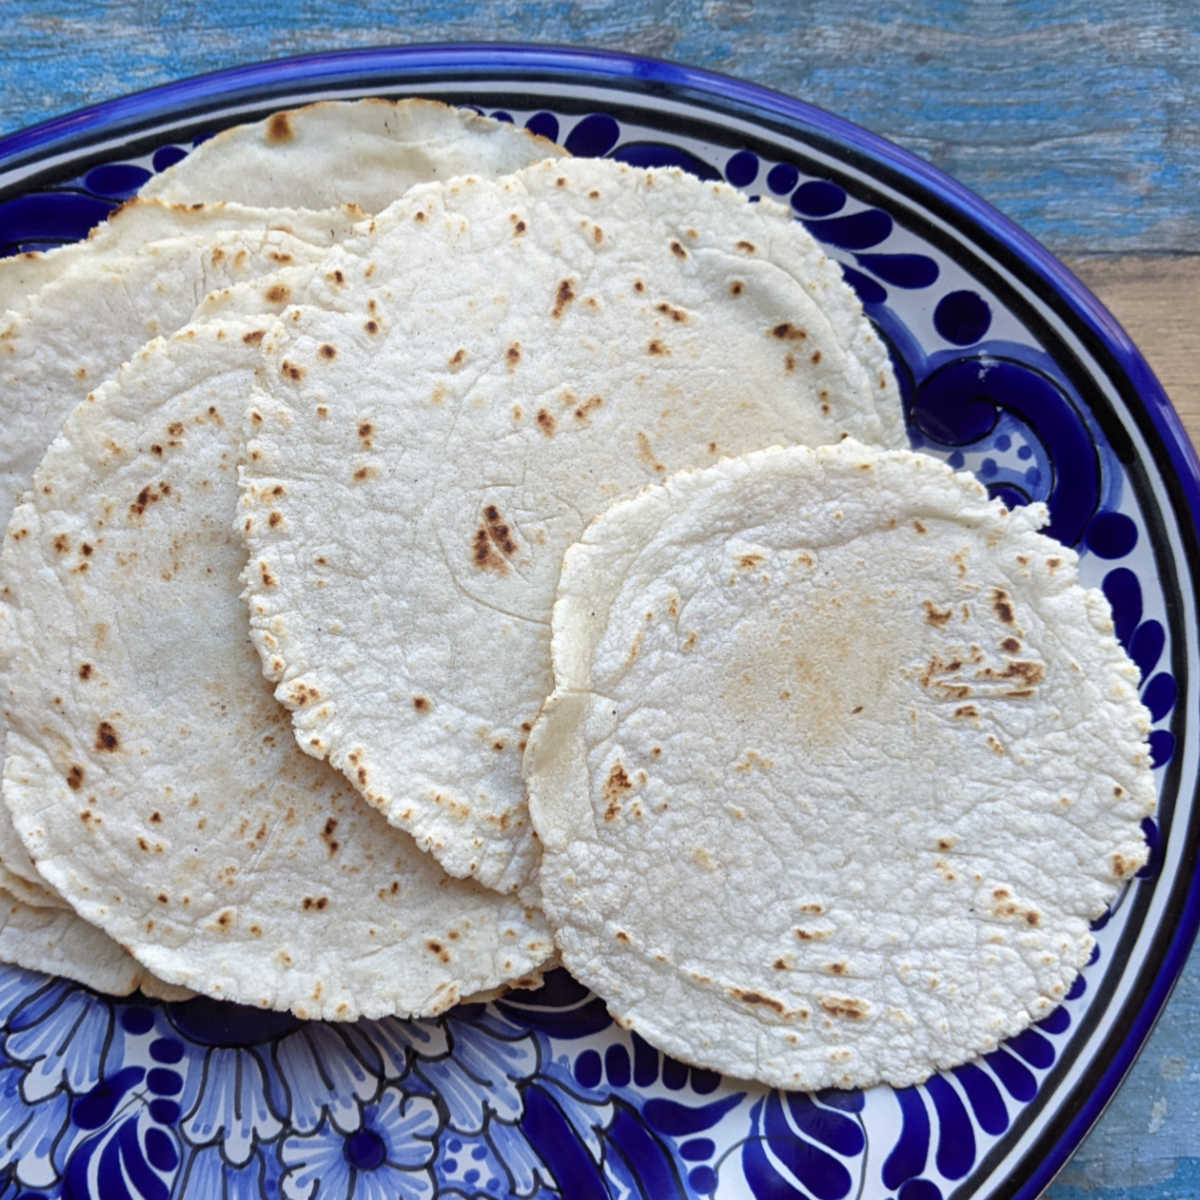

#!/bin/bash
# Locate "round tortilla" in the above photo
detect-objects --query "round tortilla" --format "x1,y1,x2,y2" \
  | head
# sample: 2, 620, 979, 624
139, 98, 562, 212
238, 156, 903, 893
525, 441, 1155, 1090
1, 323, 553, 1018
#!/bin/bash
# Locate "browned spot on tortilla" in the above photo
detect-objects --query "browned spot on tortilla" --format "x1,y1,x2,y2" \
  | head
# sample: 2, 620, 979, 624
811, 349, 823, 365
603, 762, 632, 821
1001, 636, 1022, 653
991, 587, 1016, 625
633, 278, 645, 293
552, 279, 575, 318
536, 408, 556, 436
150, 444, 164, 456
280, 360, 304, 381
818, 995, 869, 1020
265, 511, 282, 529
506, 342, 521, 369
513, 219, 526, 236
827, 962, 848, 975
986, 734, 1005, 755
322, 817, 340, 855
352, 466, 377, 483
953, 704, 979, 720
316, 405, 328, 419
267, 112, 294, 142
95, 722, 119, 752
426, 939, 452, 963
413, 696, 430, 712
78, 662, 93, 680
270, 251, 293, 265
978, 659, 1045, 686
771, 322, 806, 340
615, 930, 631, 943
738, 553, 763, 568
302, 896, 329, 911
364, 319, 379, 335
655, 301, 689, 323
149, 811, 162, 824
215, 910, 234, 930
1112, 853, 1134, 878
66, 765, 85, 790
156, 892, 168, 904
1047, 556, 1063, 570
319, 343, 337, 360
736, 240, 756, 253
593, 225, 604, 244
731, 988, 786, 1014
636, 431, 666, 475
52, 534, 70, 554
647, 339, 668, 356
574, 395, 603, 421
260, 563, 276, 588
729, 280, 744, 296
264, 283, 290, 304
472, 528, 508, 573
129, 484, 165, 517
923, 601, 953, 627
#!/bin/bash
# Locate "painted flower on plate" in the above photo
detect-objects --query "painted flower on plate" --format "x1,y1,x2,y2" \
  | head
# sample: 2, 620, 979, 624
280, 1090, 438, 1200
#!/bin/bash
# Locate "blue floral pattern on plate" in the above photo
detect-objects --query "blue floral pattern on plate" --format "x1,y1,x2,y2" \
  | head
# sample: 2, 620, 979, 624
0, 48, 1194, 1199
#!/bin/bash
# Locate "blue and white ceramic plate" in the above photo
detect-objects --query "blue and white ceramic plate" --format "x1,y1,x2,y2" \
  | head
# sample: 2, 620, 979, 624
0, 45, 1195, 1200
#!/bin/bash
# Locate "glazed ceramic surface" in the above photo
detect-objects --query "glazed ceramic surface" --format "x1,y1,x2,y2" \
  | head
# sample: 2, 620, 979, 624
0, 46, 1194, 1200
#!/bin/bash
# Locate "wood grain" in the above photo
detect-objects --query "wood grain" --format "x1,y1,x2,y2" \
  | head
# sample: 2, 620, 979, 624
1067, 255, 1200, 446
0, 0, 1197, 252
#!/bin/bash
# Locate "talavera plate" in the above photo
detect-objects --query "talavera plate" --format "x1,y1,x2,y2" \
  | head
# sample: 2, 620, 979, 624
0, 44, 1195, 1200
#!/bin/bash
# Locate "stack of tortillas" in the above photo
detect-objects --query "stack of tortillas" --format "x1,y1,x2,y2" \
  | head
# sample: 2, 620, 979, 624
0, 97, 1153, 1089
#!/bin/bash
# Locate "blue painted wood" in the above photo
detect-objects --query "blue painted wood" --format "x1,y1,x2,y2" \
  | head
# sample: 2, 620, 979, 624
0, 3, 1195, 1196
0, 1, 1197, 252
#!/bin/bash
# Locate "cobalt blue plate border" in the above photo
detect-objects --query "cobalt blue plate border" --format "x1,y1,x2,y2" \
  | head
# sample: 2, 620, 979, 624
0, 43, 1196, 1200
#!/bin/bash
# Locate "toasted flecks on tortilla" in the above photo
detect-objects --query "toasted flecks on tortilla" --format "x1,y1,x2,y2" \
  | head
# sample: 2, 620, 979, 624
525, 440, 1154, 1090
0, 98, 565, 993
0, 323, 553, 1017
239, 156, 902, 893
138, 97, 564, 213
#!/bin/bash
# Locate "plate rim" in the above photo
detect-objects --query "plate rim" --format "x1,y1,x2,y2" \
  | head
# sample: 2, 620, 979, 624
1, 40, 1197, 1200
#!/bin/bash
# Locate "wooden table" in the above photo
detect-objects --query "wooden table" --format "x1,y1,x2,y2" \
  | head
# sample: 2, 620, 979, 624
1, 3, 1197, 1195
